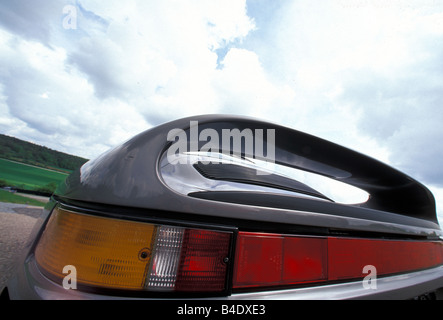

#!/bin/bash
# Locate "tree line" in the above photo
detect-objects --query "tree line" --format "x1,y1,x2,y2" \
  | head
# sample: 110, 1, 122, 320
0, 134, 88, 172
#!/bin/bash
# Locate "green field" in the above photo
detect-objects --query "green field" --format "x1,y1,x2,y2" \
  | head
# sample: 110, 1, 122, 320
0, 189, 47, 207
0, 158, 68, 193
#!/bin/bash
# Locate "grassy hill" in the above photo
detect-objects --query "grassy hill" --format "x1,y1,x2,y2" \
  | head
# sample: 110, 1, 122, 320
0, 134, 88, 173
0, 134, 88, 195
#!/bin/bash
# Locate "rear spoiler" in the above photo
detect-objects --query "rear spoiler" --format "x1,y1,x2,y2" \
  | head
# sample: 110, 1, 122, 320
58, 114, 437, 225
164, 115, 437, 224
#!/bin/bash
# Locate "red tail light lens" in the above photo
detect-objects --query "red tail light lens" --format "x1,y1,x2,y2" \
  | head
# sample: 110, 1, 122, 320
176, 229, 231, 292
233, 232, 328, 288
328, 237, 443, 280
234, 231, 443, 290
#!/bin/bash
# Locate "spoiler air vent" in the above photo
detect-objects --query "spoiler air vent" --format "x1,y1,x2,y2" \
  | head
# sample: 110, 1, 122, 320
193, 162, 332, 201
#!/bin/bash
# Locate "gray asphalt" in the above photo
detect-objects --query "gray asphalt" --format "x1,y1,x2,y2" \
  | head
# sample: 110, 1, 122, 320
0, 202, 44, 293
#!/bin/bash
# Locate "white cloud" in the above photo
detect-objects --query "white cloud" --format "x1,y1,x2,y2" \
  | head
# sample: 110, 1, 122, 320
0, 0, 257, 158
0, 0, 61, 44
0, 0, 442, 225
61, 0, 258, 126
243, 1, 443, 174
213, 48, 295, 118
0, 28, 147, 158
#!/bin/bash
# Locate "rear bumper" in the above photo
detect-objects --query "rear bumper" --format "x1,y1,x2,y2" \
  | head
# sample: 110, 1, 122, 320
5, 254, 443, 300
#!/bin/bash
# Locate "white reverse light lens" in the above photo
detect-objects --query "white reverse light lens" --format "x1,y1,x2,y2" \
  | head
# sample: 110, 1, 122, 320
146, 226, 185, 291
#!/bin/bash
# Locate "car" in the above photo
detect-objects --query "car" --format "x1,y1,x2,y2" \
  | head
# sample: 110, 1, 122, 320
2, 114, 443, 300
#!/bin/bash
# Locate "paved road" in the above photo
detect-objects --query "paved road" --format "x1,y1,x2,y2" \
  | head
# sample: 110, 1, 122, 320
0, 202, 44, 293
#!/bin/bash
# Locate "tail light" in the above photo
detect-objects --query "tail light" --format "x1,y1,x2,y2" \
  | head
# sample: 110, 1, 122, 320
233, 232, 443, 290
35, 207, 232, 293
35, 207, 443, 296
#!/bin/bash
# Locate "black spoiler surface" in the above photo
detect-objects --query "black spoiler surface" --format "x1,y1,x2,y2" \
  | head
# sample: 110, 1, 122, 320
56, 115, 438, 225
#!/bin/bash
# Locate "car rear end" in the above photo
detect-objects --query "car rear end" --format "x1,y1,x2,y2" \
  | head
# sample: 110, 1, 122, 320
4, 115, 443, 300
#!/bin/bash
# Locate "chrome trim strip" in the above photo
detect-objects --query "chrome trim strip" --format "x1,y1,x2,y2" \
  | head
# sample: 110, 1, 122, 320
227, 266, 443, 300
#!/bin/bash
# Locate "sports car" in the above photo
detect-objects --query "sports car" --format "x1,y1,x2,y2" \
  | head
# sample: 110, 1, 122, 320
3, 115, 443, 300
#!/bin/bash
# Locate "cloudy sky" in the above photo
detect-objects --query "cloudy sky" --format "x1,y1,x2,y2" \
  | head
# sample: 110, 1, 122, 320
0, 0, 442, 223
